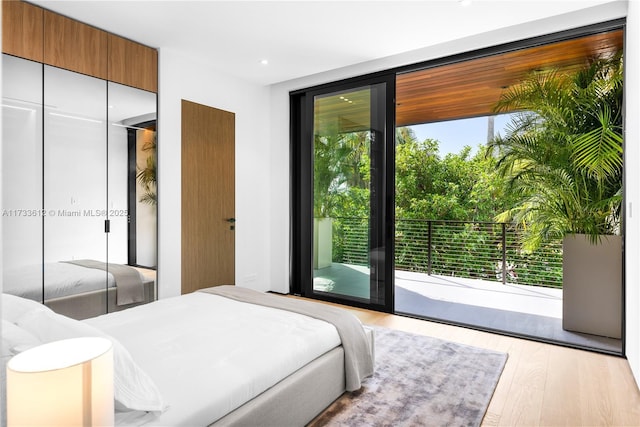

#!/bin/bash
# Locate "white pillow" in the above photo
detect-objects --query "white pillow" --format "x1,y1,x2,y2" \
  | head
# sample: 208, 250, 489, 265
1, 319, 41, 356
14, 305, 166, 413
1, 293, 48, 322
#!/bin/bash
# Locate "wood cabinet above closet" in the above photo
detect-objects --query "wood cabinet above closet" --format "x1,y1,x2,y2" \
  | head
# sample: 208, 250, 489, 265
44, 10, 108, 80
2, 0, 158, 93
108, 35, 158, 93
2, 0, 43, 62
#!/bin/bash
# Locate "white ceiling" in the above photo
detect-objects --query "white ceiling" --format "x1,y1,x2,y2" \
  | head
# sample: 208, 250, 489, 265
31, 0, 622, 86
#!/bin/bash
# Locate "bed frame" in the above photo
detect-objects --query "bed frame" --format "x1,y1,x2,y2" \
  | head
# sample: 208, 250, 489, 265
212, 346, 345, 426
211, 327, 374, 426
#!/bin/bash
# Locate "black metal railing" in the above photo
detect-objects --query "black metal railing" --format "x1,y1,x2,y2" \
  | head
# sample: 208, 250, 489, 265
326, 217, 563, 288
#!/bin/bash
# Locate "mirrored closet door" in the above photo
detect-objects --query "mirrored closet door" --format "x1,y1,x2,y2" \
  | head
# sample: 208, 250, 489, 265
2, 53, 158, 319
107, 82, 157, 269
43, 64, 108, 303
2, 55, 44, 302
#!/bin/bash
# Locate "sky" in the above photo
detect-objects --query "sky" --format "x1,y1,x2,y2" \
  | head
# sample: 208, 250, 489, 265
409, 113, 514, 157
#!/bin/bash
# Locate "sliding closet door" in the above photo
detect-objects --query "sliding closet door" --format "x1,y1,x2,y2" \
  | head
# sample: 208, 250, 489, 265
1, 54, 44, 302
107, 82, 157, 269
43, 65, 107, 302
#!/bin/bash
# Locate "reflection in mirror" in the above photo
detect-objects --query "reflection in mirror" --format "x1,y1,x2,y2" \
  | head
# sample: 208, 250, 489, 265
1, 54, 44, 302
2, 54, 158, 318
43, 65, 108, 305
107, 82, 157, 310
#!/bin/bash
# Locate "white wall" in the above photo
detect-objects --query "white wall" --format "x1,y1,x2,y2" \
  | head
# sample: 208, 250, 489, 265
157, 48, 272, 297
624, 0, 640, 385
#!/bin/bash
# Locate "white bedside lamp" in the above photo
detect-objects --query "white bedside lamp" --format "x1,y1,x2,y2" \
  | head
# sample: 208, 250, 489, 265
6, 337, 114, 426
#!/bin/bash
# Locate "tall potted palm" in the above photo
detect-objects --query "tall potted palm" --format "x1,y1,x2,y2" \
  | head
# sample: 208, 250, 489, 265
488, 52, 623, 338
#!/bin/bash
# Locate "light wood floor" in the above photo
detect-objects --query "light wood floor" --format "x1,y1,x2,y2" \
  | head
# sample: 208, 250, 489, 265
309, 298, 640, 426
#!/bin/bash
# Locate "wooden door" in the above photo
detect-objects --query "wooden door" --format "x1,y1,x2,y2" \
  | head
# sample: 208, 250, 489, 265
181, 100, 235, 293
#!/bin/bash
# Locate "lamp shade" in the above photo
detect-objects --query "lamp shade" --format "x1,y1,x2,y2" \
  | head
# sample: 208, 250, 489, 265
7, 337, 114, 426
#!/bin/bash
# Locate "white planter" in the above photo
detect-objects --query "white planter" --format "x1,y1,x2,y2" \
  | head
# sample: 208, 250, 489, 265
562, 234, 622, 339
313, 218, 333, 270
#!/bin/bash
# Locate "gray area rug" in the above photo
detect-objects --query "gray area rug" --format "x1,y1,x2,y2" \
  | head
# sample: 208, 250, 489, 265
309, 326, 507, 427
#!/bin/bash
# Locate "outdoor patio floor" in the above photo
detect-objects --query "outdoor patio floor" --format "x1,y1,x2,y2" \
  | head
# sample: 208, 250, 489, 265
313, 262, 622, 354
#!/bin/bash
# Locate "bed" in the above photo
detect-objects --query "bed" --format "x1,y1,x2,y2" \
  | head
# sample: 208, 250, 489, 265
1, 285, 375, 426
2, 261, 156, 319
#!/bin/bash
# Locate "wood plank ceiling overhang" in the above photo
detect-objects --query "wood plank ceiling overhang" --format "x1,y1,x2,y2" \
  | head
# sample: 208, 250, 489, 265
396, 29, 623, 127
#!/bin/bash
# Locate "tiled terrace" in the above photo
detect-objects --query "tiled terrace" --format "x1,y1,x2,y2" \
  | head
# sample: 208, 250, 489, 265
314, 263, 622, 354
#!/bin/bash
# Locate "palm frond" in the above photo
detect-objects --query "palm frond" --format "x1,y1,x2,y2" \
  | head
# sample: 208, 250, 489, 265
489, 52, 623, 250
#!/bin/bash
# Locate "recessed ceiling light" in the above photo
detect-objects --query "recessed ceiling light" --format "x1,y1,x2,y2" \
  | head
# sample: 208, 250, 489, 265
260, 59, 269, 65
459, 0, 472, 6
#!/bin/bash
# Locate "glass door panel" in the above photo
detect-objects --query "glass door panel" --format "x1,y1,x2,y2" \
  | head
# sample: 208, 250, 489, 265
2, 55, 44, 302
310, 83, 389, 306
43, 65, 107, 303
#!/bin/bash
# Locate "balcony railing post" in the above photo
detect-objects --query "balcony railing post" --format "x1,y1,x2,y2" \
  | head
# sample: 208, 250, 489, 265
502, 223, 507, 285
427, 220, 432, 276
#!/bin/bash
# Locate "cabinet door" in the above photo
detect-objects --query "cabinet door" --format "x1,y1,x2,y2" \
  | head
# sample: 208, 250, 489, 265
44, 10, 108, 79
108, 35, 158, 93
2, 0, 44, 62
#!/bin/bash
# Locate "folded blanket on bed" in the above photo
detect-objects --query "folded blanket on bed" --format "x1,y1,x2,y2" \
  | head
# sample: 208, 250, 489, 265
198, 285, 374, 391
63, 260, 145, 306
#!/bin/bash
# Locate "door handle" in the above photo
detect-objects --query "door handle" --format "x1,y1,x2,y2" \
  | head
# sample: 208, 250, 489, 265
226, 218, 236, 223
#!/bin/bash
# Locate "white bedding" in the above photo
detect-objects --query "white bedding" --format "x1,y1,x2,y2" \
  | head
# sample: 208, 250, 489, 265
3, 262, 148, 301
84, 291, 342, 426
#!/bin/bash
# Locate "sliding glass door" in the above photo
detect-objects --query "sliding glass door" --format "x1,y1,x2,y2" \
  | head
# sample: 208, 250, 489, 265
291, 77, 394, 311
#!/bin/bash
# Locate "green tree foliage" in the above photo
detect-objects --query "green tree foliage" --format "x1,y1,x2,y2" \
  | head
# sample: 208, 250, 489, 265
316, 125, 516, 223
313, 121, 564, 287
395, 127, 514, 222
313, 128, 371, 265
314, 130, 370, 218
392, 127, 535, 281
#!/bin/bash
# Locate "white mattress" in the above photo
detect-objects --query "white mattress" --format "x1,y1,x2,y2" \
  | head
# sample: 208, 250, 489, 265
84, 291, 342, 426
3, 262, 118, 300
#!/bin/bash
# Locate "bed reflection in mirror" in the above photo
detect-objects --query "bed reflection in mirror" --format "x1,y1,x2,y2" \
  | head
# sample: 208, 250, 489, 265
1, 54, 157, 319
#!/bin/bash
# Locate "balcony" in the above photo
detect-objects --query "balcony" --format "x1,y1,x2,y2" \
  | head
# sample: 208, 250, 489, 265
314, 217, 622, 353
